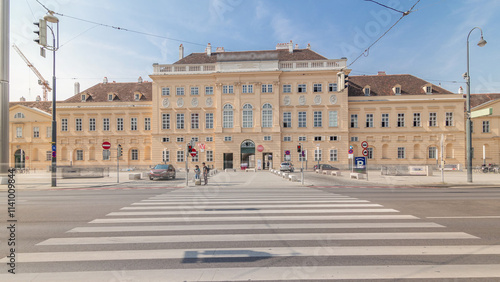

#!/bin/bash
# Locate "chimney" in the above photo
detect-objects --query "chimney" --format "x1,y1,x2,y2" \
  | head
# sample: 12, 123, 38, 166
36, 95, 41, 102
138, 76, 143, 83
179, 44, 184, 60
20, 96, 26, 102
74, 82, 80, 95
206, 43, 212, 57
288, 40, 293, 53
295, 44, 298, 49
458, 86, 464, 94
378, 71, 386, 75
216, 47, 225, 52
103, 77, 108, 84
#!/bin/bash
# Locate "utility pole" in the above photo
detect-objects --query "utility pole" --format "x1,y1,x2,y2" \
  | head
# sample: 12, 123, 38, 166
0, 0, 10, 185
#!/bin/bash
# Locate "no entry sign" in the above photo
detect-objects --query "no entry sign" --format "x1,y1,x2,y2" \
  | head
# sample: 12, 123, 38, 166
102, 141, 111, 150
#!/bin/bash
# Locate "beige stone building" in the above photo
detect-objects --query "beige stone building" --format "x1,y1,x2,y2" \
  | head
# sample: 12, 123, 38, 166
8, 43, 500, 171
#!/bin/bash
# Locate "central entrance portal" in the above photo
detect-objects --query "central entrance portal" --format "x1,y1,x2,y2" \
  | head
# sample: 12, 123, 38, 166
240, 140, 255, 169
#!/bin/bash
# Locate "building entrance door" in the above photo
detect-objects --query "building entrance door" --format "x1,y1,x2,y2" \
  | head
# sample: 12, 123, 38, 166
240, 140, 255, 168
263, 153, 273, 169
223, 153, 233, 170
14, 149, 25, 169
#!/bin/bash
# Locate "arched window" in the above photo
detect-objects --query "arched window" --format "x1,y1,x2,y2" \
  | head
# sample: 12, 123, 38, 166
242, 104, 253, 128
14, 112, 25, 119
262, 103, 273, 128
223, 104, 233, 128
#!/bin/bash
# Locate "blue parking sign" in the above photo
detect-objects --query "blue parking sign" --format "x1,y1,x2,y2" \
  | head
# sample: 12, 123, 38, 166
355, 157, 366, 168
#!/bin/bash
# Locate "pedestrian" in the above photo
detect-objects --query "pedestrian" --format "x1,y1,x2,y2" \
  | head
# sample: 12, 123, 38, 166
194, 165, 201, 180
202, 162, 209, 185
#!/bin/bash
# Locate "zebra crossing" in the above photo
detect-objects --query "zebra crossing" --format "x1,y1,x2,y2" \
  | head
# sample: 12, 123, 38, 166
2, 183, 500, 281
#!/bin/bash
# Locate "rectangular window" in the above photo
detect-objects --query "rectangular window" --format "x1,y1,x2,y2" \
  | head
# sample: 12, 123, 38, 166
381, 113, 389, 128
206, 150, 213, 162
191, 113, 199, 129
329, 136, 338, 141
162, 114, 170, 130
46, 126, 52, 138
426, 86, 432, 94
81, 94, 86, 102
364, 88, 370, 96
205, 113, 214, 129
283, 84, 291, 93
144, 117, 151, 131
261, 84, 272, 93
76, 118, 82, 131
242, 84, 253, 93
162, 150, 169, 162
313, 111, 322, 127
89, 118, 96, 131
33, 127, 39, 138
445, 112, 453, 126
329, 111, 338, 127
177, 151, 184, 162
134, 93, 140, 101
429, 112, 437, 127
176, 87, 184, 96
117, 118, 124, 131
428, 147, 437, 159
176, 137, 184, 142
103, 118, 110, 131
366, 114, 374, 128
283, 136, 291, 142
413, 113, 421, 127
398, 147, 405, 159
162, 137, 170, 143
314, 149, 322, 161
298, 136, 306, 141
395, 87, 401, 95
298, 112, 307, 128
162, 87, 170, 96
264, 136, 272, 141
483, 121, 490, 133
205, 86, 213, 95
329, 149, 338, 161
222, 85, 234, 94
103, 149, 110, 161
131, 149, 138, 161
350, 114, 358, 128
298, 84, 307, 93
16, 127, 22, 138
367, 147, 373, 159
191, 87, 199, 95
329, 83, 338, 92
242, 107, 253, 128
299, 151, 306, 162
46, 151, 52, 161
206, 137, 213, 142
108, 94, 114, 101
76, 150, 83, 161
313, 83, 322, 92
314, 136, 322, 141
191, 152, 199, 162
397, 113, 405, 127
283, 112, 292, 128
130, 117, 137, 131
350, 136, 359, 142
61, 118, 68, 131
176, 113, 185, 129
224, 136, 232, 141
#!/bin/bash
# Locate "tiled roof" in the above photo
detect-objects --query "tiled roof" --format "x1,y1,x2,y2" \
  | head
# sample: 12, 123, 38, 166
9, 101, 53, 113
174, 49, 327, 65
348, 74, 454, 96
469, 93, 500, 109
64, 82, 152, 103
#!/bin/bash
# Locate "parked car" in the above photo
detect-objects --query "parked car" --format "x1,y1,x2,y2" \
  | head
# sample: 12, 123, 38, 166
149, 164, 176, 180
313, 164, 339, 171
280, 162, 294, 172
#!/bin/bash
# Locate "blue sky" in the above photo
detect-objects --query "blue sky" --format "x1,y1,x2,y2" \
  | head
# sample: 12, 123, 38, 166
8, 0, 500, 102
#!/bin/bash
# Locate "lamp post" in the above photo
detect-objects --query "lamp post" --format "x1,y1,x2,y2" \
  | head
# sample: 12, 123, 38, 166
465, 27, 487, 183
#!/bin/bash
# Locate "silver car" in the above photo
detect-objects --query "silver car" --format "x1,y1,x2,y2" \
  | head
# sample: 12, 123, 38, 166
149, 164, 176, 180
280, 162, 294, 172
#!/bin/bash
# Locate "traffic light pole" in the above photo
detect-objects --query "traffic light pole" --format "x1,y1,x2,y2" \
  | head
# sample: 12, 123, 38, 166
117, 146, 119, 183
185, 143, 189, 187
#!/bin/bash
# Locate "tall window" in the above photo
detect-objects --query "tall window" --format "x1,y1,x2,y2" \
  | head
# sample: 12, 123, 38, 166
262, 103, 273, 128
298, 111, 307, 128
33, 127, 39, 138
103, 118, 110, 131
130, 117, 137, 131
445, 112, 453, 126
76, 150, 83, 161
131, 149, 138, 160
428, 147, 437, 159
483, 121, 490, 133
144, 117, 151, 131
162, 150, 169, 162
206, 150, 213, 162
283, 112, 291, 128
117, 118, 124, 131
76, 118, 82, 131
429, 112, 437, 127
366, 114, 373, 128
177, 150, 184, 162
350, 114, 358, 128
191, 113, 199, 129
223, 104, 234, 128
364, 88, 370, 96
89, 118, 96, 131
176, 113, 185, 129
381, 113, 389, 128
46, 151, 52, 161
397, 113, 405, 127
46, 126, 52, 138
367, 147, 373, 159
161, 87, 170, 96
413, 113, 421, 127
329, 111, 338, 127
313, 83, 322, 92
205, 86, 213, 95
61, 118, 68, 131
242, 84, 253, 93
242, 104, 253, 128
398, 147, 405, 159
283, 84, 291, 93
205, 113, 214, 129
329, 149, 338, 161
103, 149, 110, 160
298, 84, 307, 93
16, 127, 22, 138
176, 87, 184, 96
162, 113, 170, 130
314, 149, 322, 161
190, 87, 199, 95
329, 83, 338, 92
261, 84, 272, 93
313, 111, 322, 127
222, 85, 234, 94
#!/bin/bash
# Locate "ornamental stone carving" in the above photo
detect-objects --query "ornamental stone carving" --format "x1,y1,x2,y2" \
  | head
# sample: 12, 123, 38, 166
314, 95, 321, 105
329, 94, 338, 105
283, 95, 291, 106
298, 95, 306, 106
162, 98, 169, 108
206, 97, 213, 107
176, 97, 184, 108
191, 97, 199, 107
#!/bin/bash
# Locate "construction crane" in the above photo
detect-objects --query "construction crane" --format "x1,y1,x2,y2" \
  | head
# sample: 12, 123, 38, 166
12, 43, 51, 101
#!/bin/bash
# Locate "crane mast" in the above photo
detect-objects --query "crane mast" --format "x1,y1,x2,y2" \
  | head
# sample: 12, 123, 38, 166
12, 43, 51, 101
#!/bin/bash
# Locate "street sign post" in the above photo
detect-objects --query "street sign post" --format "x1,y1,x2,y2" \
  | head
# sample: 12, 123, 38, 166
361, 141, 368, 149
362, 149, 368, 156
102, 141, 111, 150
190, 149, 197, 157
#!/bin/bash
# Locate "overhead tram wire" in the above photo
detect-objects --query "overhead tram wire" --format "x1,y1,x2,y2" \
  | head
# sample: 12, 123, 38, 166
364, 0, 405, 14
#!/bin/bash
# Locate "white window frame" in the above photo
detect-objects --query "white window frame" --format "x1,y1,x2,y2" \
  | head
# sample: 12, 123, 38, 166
206, 150, 213, 162
130, 117, 138, 131
483, 120, 490, 133
76, 118, 82, 131
176, 87, 184, 96
283, 112, 292, 128
205, 113, 214, 129
103, 118, 110, 131
445, 112, 453, 126
117, 118, 124, 131
206, 137, 213, 142
262, 103, 273, 128
191, 87, 199, 95
161, 87, 170, 96
314, 149, 322, 161
162, 113, 170, 130
313, 83, 322, 92
397, 113, 405, 127
398, 147, 406, 159
89, 118, 96, 131
298, 111, 307, 128
46, 151, 52, 161
61, 119, 68, 131
261, 84, 272, 93
381, 113, 389, 128
413, 113, 421, 127
298, 136, 307, 141
429, 112, 437, 127
242, 84, 253, 93
144, 117, 151, 131
177, 150, 184, 162
428, 146, 437, 159
223, 104, 234, 128
283, 84, 291, 93
297, 84, 307, 93
103, 149, 111, 161
162, 137, 170, 143
176, 113, 185, 129
264, 136, 272, 141
283, 136, 292, 142
205, 86, 214, 95
222, 85, 234, 94
162, 150, 170, 162
242, 104, 253, 128
16, 127, 22, 138
46, 126, 52, 138
33, 127, 39, 138
366, 113, 373, 128
367, 147, 373, 159
329, 111, 338, 127
329, 149, 338, 161
176, 137, 184, 142
191, 113, 199, 129
350, 114, 358, 128
328, 83, 338, 92
76, 150, 84, 161
313, 111, 322, 128
224, 136, 232, 142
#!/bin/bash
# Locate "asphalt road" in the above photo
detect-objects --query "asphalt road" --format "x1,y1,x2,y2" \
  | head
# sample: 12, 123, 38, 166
1, 171, 499, 281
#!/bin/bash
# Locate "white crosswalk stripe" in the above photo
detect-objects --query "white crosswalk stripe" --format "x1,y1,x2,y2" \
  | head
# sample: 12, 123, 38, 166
1, 183, 499, 281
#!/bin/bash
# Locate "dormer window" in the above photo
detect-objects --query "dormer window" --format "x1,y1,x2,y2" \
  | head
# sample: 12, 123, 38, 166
108, 94, 114, 101
81, 94, 86, 102
393, 85, 401, 95
423, 84, 432, 94
363, 86, 370, 96
134, 93, 141, 101
14, 112, 25, 119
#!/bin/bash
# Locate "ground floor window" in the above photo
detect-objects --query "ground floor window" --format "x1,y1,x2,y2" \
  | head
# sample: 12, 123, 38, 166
314, 149, 322, 161
329, 149, 338, 161
163, 150, 169, 162
177, 150, 184, 162
46, 151, 52, 161
191, 153, 199, 162
206, 150, 213, 162
367, 147, 373, 159
428, 147, 437, 159
103, 149, 110, 160
397, 147, 405, 159
76, 150, 83, 161
131, 149, 139, 160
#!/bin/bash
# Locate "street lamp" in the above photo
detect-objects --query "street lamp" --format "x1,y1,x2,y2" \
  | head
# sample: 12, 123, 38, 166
465, 27, 486, 183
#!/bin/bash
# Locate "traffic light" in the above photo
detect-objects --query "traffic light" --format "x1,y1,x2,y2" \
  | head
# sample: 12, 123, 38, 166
344, 74, 349, 87
187, 145, 193, 153
297, 145, 302, 153
33, 19, 47, 47
117, 144, 122, 157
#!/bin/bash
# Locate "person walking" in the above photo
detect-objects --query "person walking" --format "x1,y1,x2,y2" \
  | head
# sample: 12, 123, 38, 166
202, 162, 209, 185
194, 165, 201, 180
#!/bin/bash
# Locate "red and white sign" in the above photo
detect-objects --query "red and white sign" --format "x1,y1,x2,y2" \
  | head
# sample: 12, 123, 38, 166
190, 149, 197, 157
198, 143, 205, 150
102, 141, 111, 150
257, 145, 264, 152
362, 149, 369, 156
361, 141, 369, 149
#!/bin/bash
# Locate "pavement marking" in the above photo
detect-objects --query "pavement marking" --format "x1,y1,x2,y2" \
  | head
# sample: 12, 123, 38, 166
2, 264, 499, 281
37, 232, 477, 245
136, 199, 368, 205
68, 222, 444, 233
3, 245, 499, 263
120, 203, 383, 210
428, 216, 500, 219
106, 208, 399, 216
90, 214, 420, 223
